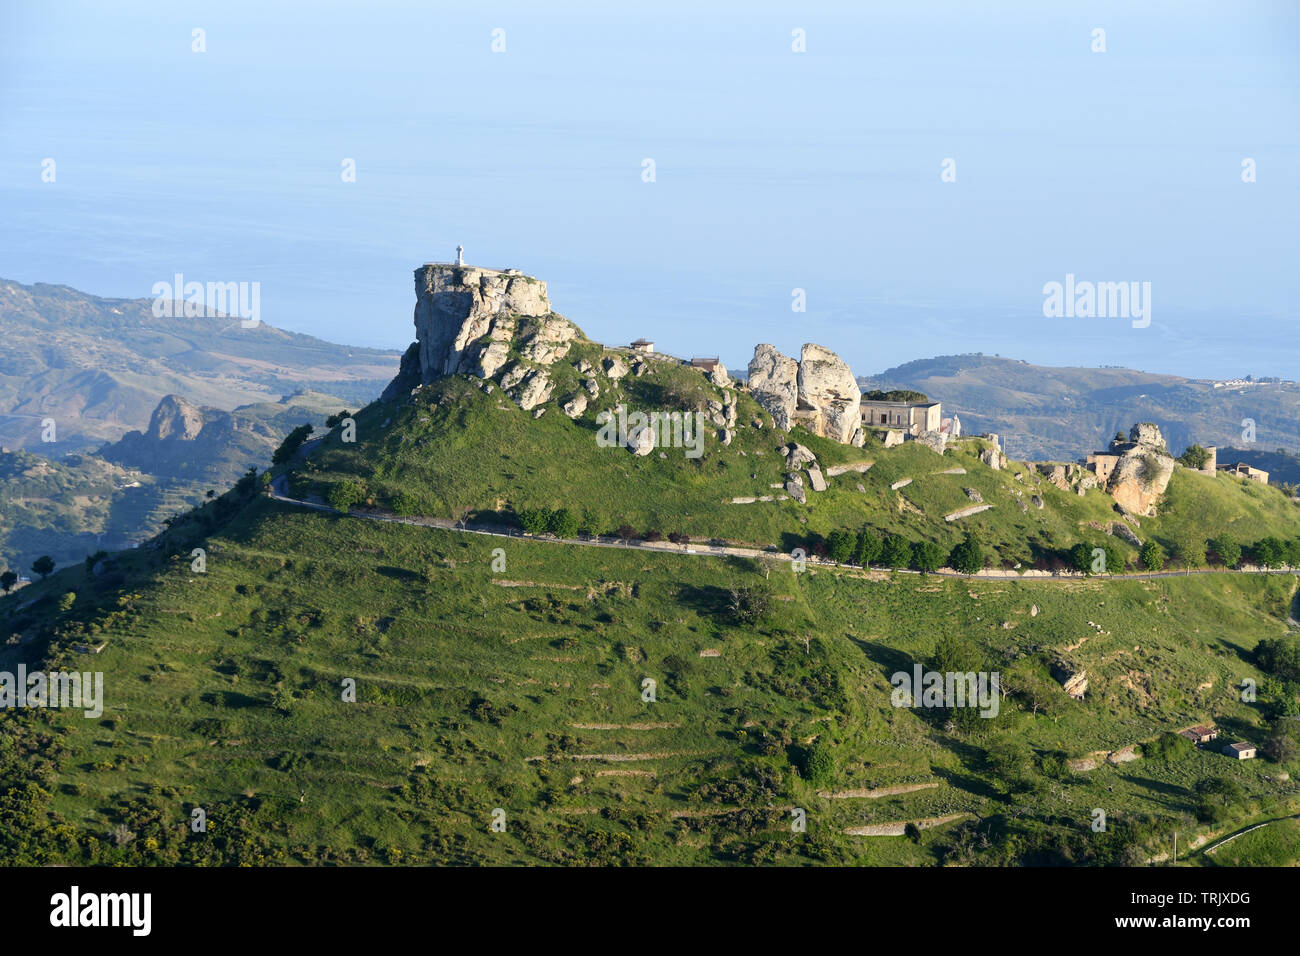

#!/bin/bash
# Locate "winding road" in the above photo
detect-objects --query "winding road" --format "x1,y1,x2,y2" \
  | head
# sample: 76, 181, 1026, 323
266, 476, 1300, 585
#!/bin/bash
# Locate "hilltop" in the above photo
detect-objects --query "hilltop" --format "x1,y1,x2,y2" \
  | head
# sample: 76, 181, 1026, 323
4, 263, 1300, 868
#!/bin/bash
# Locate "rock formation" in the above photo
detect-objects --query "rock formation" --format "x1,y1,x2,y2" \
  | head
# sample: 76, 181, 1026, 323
410, 264, 570, 382
747, 343, 861, 444
794, 344, 862, 444
747, 345, 799, 431
145, 394, 205, 441
1103, 423, 1176, 516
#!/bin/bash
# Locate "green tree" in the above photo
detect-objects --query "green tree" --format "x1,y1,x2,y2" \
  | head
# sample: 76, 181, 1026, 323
1068, 542, 1093, 573
517, 508, 550, 534
32, 555, 55, 579
325, 410, 352, 428
0, 570, 16, 593
826, 530, 855, 564
854, 529, 883, 567
882, 535, 912, 570
1139, 540, 1166, 572
1177, 444, 1211, 469
547, 508, 579, 538
912, 540, 946, 574
949, 533, 985, 575
1174, 533, 1207, 570
271, 423, 314, 465
58, 592, 76, 612
1253, 537, 1283, 568
1211, 536, 1242, 568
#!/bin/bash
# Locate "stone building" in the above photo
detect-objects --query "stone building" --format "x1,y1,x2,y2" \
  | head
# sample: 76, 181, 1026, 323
859, 399, 942, 436
1219, 462, 1269, 484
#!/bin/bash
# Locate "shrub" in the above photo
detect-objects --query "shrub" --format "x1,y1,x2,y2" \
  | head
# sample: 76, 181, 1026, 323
327, 480, 365, 513
1144, 731, 1192, 763
58, 592, 76, 612
616, 524, 637, 542
643, 529, 663, 542
799, 741, 835, 787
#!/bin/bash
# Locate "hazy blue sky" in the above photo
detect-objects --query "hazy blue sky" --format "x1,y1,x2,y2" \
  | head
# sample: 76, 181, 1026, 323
2, 1, 1297, 379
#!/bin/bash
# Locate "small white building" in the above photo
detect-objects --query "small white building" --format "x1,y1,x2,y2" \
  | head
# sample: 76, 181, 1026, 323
631, 338, 655, 353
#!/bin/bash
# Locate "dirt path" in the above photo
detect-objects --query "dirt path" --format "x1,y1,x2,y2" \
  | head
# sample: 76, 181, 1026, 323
844, 812, 971, 836
819, 782, 938, 799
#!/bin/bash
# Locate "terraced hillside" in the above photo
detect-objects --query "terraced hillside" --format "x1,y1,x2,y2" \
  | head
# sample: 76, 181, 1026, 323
6, 284, 1300, 867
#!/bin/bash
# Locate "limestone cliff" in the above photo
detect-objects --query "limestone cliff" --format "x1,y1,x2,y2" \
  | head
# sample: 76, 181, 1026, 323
411, 264, 572, 382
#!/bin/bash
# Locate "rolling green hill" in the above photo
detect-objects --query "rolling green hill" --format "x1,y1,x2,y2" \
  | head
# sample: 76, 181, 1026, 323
5, 298, 1300, 868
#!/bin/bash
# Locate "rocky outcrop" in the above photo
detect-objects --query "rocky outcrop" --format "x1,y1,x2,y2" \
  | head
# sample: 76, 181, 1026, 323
562, 393, 588, 419
412, 264, 557, 382
513, 370, 553, 412
795, 344, 861, 444
146, 394, 205, 441
915, 430, 947, 454
1105, 423, 1176, 516
748, 345, 799, 432
747, 342, 861, 443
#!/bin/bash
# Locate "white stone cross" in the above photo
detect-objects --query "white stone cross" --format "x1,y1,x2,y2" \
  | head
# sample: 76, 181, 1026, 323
456, 244, 464, 266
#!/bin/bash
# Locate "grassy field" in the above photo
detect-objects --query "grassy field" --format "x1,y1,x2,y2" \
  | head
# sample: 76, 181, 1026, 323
4, 480, 1299, 866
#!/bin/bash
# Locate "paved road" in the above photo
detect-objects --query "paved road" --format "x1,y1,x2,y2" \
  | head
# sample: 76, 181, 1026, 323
266, 476, 1299, 583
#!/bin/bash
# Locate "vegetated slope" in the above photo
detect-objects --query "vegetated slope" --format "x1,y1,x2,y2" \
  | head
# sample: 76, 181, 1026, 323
0, 277, 400, 454
296, 360, 1300, 575
863, 354, 1300, 463
0, 449, 159, 573
0, 392, 351, 574
3, 480, 1299, 866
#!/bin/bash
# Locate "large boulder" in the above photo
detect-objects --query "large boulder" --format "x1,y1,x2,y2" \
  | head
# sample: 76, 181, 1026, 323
747, 344, 799, 432
795, 343, 861, 444
1106, 435, 1175, 516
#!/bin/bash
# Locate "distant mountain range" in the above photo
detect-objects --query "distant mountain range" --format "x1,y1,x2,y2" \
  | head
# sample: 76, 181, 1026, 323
860, 353, 1300, 464
0, 277, 399, 572
0, 277, 400, 455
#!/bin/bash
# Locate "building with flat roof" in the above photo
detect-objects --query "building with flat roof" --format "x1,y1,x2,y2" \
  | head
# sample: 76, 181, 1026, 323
859, 399, 941, 436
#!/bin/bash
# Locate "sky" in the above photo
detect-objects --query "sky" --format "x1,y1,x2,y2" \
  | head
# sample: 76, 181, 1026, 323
1, 0, 1297, 380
